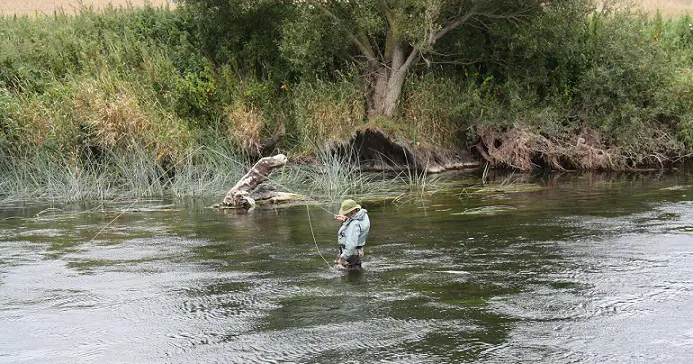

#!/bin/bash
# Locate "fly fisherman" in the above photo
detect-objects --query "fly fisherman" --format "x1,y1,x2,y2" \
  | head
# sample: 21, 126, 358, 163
334, 199, 370, 270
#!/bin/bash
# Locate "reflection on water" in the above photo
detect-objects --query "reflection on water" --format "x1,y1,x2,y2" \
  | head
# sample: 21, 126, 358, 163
2, 171, 693, 363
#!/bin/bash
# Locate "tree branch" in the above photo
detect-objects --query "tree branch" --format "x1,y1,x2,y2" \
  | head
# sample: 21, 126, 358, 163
316, 4, 378, 64
423, 57, 483, 66
431, 6, 526, 46
431, 7, 479, 45
351, 35, 379, 64
401, 47, 420, 72
380, 0, 396, 34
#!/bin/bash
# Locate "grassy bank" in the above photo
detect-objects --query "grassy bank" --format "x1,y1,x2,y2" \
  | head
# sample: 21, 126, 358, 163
1, 4, 693, 202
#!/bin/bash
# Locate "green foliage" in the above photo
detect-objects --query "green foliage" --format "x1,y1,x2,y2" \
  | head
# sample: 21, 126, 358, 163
173, 66, 217, 120
426, 1, 693, 153
279, 4, 358, 78
180, 0, 294, 82
3, 1, 693, 201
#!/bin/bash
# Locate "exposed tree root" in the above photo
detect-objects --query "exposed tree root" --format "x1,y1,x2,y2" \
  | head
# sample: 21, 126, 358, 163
333, 126, 478, 173
475, 125, 685, 171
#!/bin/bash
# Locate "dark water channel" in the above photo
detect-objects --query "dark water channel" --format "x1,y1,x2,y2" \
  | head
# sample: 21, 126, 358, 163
2, 171, 693, 363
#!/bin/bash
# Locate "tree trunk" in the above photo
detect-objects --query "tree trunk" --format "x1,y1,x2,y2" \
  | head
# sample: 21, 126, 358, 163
383, 69, 406, 117
366, 40, 416, 118
367, 67, 408, 118
221, 154, 287, 209
367, 67, 388, 117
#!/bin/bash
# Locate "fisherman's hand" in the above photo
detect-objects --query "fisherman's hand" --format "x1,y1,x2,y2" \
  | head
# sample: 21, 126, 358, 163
337, 258, 348, 266
335, 215, 347, 222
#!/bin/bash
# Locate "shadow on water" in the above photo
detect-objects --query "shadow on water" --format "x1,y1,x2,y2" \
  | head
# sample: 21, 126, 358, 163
2, 169, 693, 363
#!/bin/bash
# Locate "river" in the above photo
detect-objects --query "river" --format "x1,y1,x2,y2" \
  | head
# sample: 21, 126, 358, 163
1, 171, 692, 363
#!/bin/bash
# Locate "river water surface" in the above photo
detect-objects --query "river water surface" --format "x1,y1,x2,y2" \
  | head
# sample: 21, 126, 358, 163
2, 171, 693, 363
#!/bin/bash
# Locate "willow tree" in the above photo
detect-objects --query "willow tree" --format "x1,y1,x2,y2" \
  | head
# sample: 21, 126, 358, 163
282, 0, 542, 118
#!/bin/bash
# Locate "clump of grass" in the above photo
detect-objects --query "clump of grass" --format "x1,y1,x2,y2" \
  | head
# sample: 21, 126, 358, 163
398, 167, 430, 195
291, 72, 365, 149
169, 143, 248, 198
73, 78, 191, 157
0, 152, 111, 203
110, 148, 167, 199
267, 145, 381, 202
290, 147, 372, 200
400, 73, 467, 148
0, 141, 252, 203
391, 152, 432, 195
225, 103, 265, 156
311, 147, 370, 199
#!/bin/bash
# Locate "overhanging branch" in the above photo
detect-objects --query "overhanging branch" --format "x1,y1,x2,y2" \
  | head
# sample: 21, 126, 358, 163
431, 6, 526, 46
316, 3, 379, 64
431, 6, 479, 45
401, 48, 420, 72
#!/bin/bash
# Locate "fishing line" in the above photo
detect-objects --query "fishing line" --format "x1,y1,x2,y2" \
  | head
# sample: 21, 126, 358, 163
89, 152, 337, 268
254, 171, 336, 268
88, 199, 142, 243
246, 168, 339, 269
306, 204, 332, 268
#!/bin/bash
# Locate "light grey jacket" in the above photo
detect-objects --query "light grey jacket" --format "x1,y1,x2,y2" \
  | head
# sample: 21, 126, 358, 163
338, 209, 370, 260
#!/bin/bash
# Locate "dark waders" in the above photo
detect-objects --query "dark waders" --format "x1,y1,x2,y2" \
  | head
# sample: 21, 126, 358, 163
338, 245, 364, 270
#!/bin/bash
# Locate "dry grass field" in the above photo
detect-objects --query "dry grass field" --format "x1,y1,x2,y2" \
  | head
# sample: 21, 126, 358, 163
0, 0, 690, 17
638, 0, 693, 16
0, 0, 174, 16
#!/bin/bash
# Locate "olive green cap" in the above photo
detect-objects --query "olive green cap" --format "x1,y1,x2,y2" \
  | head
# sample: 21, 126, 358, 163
339, 199, 361, 215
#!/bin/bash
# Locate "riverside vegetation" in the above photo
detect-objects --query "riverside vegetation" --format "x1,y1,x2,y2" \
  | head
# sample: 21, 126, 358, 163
1, 1, 693, 202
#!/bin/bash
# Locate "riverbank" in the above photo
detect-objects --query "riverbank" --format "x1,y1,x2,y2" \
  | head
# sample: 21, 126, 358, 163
1, 4, 693, 202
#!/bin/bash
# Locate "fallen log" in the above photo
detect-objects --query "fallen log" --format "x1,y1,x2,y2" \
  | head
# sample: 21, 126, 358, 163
221, 154, 288, 209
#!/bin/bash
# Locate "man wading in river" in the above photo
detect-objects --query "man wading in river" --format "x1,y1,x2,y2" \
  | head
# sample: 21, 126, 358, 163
334, 199, 370, 270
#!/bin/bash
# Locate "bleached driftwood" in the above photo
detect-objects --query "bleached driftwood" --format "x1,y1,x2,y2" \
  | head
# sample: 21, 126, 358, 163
221, 154, 288, 209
